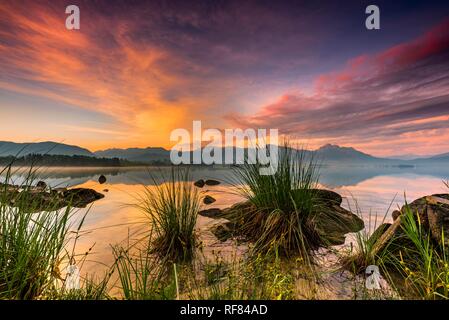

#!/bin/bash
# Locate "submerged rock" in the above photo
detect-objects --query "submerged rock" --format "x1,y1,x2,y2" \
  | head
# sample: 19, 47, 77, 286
205, 179, 220, 186
63, 188, 105, 208
203, 195, 216, 205
194, 179, 205, 188
0, 183, 105, 212
199, 208, 223, 218
211, 221, 235, 242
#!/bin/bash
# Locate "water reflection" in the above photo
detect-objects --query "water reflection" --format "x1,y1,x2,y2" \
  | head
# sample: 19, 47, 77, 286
2, 164, 448, 275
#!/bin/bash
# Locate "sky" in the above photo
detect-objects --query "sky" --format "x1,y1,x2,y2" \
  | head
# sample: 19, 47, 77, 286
1, 0, 449, 156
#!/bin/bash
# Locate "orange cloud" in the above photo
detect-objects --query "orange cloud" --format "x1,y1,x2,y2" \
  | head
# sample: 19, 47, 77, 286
226, 19, 449, 157
0, 1, 234, 149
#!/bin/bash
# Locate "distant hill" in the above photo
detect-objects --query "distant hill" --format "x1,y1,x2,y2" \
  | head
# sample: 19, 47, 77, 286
430, 152, 449, 160
410, 152, 449, 163
95, 147, 170, 163
314, 144, 383, 162
0, 141, 94, 157
389, 154, 429, 161
1, 141, 448, 166
312, 144, 449, 164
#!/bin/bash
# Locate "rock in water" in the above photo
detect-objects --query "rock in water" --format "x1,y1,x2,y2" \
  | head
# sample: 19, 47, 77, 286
364, 193, 449, 271
203, 195, 216, 205
98, 175, 107, 184
198, 208, 223, 218
205, 179, 220, 186
36, 181, 47, 190
63, 188, 105, 208
194, 179, 205, 188
0, 184, 104, 212
210, 189, 363, 245
211, 222, 235, 242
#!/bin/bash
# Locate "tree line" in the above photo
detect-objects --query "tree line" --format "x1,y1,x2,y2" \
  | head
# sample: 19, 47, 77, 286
0, 154, 133, 167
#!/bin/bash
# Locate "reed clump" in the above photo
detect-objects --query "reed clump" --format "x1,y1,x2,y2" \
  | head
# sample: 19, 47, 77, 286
136, 168, 200, 263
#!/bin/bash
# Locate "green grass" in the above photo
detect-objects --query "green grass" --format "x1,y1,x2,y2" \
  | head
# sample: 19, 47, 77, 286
0, 165, 81, 299
341, 197, 394, 274
232, 141, 322, 258
385, 204, 449, 299
135, 168, 200, 263
187, 247, 295, 300
112, 238, 177, 300
340, 184, 449, 300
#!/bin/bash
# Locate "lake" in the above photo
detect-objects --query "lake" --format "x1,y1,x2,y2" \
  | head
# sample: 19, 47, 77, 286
3, 164, 449, 277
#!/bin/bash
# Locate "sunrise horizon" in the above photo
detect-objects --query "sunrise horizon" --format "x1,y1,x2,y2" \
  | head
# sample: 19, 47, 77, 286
1, 137, 449, 159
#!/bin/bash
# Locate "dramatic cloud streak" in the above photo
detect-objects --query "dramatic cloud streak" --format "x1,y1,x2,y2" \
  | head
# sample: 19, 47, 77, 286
0, 1, 222, 148
227, 19, 449, 156
0, 1, 326, 149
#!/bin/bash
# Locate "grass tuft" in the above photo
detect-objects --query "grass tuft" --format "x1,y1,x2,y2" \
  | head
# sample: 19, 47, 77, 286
112, 238, 177, 300
385, 204, 449, 299
232, 141, 322, 258
0, 165, 79, 299
136, 168, 200, 263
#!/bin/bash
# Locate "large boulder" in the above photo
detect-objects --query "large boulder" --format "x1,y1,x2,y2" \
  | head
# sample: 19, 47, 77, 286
314, 189, 343, 205
356, 194, 449, 271
314, 204, 364, 245
206, 189, 363, 245
389, 194, 449, 245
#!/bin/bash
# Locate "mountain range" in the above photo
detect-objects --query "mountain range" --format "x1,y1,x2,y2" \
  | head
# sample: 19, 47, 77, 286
1, 141, 448, 164
430, 152, 449, 160
0, 141, 94, 157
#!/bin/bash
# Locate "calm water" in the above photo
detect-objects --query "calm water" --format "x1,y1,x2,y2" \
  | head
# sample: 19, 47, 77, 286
3, 164, 449, 275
